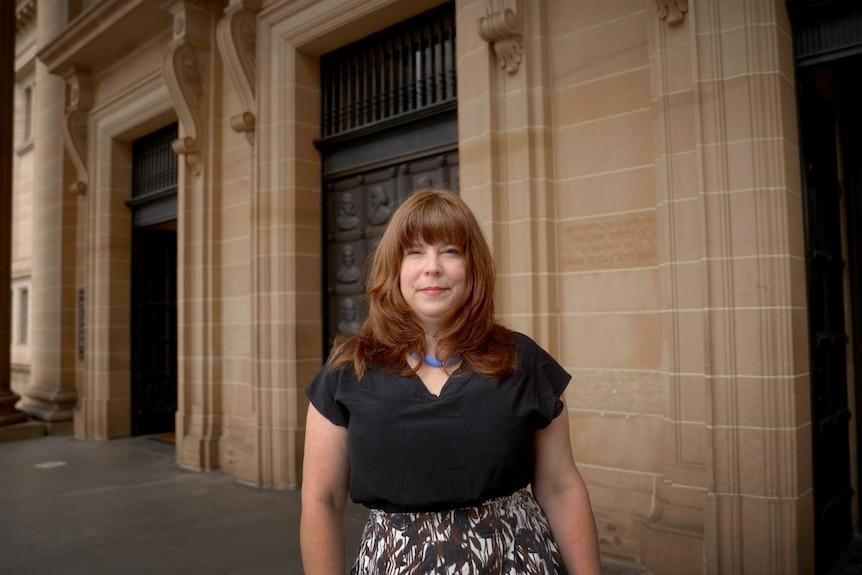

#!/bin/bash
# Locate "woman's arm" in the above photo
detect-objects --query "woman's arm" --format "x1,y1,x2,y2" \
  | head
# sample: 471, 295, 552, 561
532, 397, 602, 574
300, 404, 350, 575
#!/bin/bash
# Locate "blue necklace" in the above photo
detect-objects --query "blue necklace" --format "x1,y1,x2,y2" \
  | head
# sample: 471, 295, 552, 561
412, 353, 461, 367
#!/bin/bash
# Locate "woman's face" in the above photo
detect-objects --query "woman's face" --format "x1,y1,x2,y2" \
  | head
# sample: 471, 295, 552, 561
399, 239, 467, 332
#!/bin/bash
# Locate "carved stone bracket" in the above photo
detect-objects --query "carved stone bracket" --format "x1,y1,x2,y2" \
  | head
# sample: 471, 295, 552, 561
656, 0, 689, 27
62, 66, 92, 195
15, 0, 36, 32
217, 0, 260, 145
164, 1, 215, 176
478, 0, 523, 75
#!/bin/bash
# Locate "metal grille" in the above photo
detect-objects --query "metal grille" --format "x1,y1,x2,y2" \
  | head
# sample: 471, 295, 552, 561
132, 123, 178, 198
321, 2, 456, 138
787, 0, 862, 65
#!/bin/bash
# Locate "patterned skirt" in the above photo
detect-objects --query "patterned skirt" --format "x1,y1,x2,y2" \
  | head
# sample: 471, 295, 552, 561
350, 489, 568, 574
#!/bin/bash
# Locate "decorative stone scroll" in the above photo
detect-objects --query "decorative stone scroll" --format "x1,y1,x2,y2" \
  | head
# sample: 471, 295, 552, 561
164, 0, 215, 175
217, 0, 260, 145
477, 0, 523, 75
15, 0, 36, 32
656, 0, 688, 27
62, 66, 92, 195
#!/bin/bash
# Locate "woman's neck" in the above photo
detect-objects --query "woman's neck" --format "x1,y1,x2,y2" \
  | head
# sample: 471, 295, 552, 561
423, 332, 441, 356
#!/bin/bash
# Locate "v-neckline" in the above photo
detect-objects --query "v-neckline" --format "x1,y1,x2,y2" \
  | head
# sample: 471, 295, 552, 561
410, 365, 470, 399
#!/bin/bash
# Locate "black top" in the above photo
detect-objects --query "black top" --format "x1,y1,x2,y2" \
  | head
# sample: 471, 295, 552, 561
305, 332, 570, 512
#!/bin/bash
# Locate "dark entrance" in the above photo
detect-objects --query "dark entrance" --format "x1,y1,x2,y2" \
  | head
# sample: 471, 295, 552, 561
787, 1, 862, 572
130, 224, 177, 435
127, 123, 179, 436
316, 2, 458, 350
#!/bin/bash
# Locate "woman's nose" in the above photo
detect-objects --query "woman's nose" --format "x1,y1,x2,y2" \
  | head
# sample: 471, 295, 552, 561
424, 254, 442, 275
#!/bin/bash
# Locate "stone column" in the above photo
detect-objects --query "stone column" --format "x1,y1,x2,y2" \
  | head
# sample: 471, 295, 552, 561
471, 0, 560, 346
17, 0, 79, 431
0, 0, 28, 431
0, 0, 45, 441
164, 0, 223, 469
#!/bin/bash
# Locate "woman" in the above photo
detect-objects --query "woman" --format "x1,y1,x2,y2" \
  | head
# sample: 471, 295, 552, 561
301, 190, 601, 574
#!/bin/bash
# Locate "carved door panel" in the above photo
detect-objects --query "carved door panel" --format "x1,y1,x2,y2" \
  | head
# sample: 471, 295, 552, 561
324, 150, 459, 348
318, 1, 458, 352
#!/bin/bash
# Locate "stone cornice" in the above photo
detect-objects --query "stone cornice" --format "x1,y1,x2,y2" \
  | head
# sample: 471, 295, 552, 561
36, 0, 172, 75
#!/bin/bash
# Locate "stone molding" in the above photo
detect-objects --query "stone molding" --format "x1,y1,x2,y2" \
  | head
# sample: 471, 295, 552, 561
477, 0, 523, 74
62, 66, 92, 195
656, 0, 688, 26
217, 0, 260, 144
81, 72, 173, 440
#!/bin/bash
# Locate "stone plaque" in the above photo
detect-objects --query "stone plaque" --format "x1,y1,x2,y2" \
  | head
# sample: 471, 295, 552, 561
561, 212, 658, 272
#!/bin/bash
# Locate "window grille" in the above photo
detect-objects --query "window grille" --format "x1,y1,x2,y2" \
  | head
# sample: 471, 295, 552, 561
132, 123, 178, 199
320, 2, 456, 138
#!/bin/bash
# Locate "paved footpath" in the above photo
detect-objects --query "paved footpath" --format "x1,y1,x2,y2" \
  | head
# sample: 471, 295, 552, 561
0, 434, 368, 575
9, 433, 859, 575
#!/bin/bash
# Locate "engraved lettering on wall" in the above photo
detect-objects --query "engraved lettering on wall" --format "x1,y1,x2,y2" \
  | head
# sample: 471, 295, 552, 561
561, 212, 658, 272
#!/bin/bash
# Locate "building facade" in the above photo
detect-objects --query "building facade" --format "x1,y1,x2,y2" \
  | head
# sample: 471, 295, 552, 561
6, 0, 862, 573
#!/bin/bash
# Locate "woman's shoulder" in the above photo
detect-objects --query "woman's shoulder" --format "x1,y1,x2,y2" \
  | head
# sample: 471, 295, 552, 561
508, 331, 561, 365
510, 330, 540, 352
511, 331, 532, 343
317, 353, 360, 385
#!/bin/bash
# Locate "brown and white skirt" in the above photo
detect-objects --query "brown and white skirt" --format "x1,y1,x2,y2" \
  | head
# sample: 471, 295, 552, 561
350, 489, 568, 574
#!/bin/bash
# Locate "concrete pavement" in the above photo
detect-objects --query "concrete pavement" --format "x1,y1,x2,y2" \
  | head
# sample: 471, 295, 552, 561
0, 434, 368, 574
3, 433, 861, 575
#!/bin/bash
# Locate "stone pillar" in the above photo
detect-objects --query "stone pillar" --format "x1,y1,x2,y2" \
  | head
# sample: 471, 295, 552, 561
0, 0, 29, 432
164, 0, 223, 470
646, 2, 809, 573
17, 0, 79, 431
471, 0, 560, 347
0, 0, 45, 441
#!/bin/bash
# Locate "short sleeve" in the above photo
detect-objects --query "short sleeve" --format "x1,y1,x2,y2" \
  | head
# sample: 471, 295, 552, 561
305, 363, 351, 427
514, 333, 571, 428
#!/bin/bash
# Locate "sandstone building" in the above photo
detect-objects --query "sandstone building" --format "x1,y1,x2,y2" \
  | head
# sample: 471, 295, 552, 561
4, 0, 862, 573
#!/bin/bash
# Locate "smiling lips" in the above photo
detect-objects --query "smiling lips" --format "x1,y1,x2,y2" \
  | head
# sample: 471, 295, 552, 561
420, 286, 447, 296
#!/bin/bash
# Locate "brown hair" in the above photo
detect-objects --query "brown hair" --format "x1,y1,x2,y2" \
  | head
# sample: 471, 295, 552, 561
328, 189, 515, 378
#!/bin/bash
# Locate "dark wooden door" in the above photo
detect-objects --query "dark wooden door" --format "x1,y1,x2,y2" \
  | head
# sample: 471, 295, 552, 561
840, 58, 862, 550
131, 226, 178, 436
323, 150, 459, 348
798, 69, 854, 574
317, 2, 458, 351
